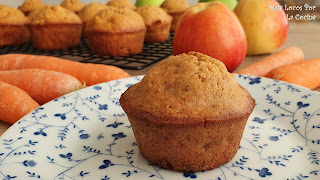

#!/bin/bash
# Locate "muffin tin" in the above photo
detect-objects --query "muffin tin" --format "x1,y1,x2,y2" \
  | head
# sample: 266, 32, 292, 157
0, 33, 174, 70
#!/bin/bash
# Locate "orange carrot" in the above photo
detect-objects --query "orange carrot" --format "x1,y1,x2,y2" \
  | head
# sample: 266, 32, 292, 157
0, 69, 83, 105
0, 54, 130, 86
266, 59, 320, 89
0, 81, 40, 124
235, 47, 304, 76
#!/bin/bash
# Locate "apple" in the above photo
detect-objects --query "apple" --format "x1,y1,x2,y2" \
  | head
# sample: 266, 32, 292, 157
234, 0, 288, 55
173, 2, 247, 72
135, 0, 165, 7
199, 0, 237, 10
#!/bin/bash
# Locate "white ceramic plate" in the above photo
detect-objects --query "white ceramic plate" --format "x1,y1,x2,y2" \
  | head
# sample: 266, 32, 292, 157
0, 75, 319, 180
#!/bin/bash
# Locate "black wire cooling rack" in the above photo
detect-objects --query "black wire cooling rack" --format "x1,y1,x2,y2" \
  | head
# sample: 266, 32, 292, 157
0, 34, 174, 70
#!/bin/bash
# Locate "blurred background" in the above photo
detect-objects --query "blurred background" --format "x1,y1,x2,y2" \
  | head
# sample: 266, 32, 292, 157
1, 0, 199, 7
1, 0, 319, 23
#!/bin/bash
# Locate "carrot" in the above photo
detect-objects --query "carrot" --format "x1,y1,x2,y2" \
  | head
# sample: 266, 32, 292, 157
235, 47, 304, 76
266, 59, 320, 89
0, 69, 83, 105
0, 54, 130, 86
0, 81, 40, 124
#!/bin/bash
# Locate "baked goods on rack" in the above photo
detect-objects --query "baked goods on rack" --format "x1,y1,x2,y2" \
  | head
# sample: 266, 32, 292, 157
120, 52, 255, 172
3, 1, 175, 56
136, 5, 172, 43
86, 6, 146, 56
0, 5, 30, 47
18, 0, 45, 16
78, 2, 108, 37
61, 0, 84, 14
106, 0, 137, 10
161, 0, 190, 32
28, 5, 82, 50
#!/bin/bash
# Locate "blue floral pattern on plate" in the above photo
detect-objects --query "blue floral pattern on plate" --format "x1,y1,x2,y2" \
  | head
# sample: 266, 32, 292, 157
0, 75, 319, 180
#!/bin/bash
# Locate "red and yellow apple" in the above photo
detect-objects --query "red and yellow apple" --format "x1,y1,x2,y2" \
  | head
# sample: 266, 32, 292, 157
199, 0, 238, 10
234, 0, 288, 55
173, 2, 247, 72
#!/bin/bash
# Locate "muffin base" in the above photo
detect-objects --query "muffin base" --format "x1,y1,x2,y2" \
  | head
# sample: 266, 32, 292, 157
81, 22, 87, 38
0, 25, 30, 47
145, 21, 171, 43
86, 29, 146, 57
127, 114, 250, 172
29, 24, 82, 50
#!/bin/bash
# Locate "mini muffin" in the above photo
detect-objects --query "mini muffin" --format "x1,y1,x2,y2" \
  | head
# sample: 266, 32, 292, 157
28, 5, 83, 50
136, 5, 172, 43
161, 0, 190, 32
0, 5, 30, 47
18, 0, 45, 16
61, 0, 84, 14
86, 6, 146, 56
78, 2, 108, 37
107, 0, 136, 10
120, 52, 255, 172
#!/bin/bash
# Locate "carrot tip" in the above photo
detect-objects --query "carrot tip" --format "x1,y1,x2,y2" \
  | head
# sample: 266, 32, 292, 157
272, 74, 284, 80
78, 82, 87, 90
68, 82, 87, 94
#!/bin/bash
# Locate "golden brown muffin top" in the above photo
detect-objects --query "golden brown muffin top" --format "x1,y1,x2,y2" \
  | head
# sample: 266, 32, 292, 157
86, 6, 145, 33
0, 4, 30, 25
61, 0, 84, 13
136, 5, 172, 26
78, 2, 108, 23
28, 5, 82, 25
120, 52, 255, 125
107, 0, 136, 10
161, 0, 190, 14
18, 0, 45, 13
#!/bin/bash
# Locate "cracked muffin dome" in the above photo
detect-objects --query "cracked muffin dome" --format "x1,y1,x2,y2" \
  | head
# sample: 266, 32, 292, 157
86, 6, 146, 56
18, 0, 45, 15
61, 0, 84, 14
29, 5, 82, 24
0, 5, 30, 25
0, 4, 30, 47
78, 2, 108, 37
78, 2, 108, 24
120, 52, 255, 172
161, 0, 190, 32
121, 52, 254, 123
107, 0, 136, 10
136, 5, 172, 43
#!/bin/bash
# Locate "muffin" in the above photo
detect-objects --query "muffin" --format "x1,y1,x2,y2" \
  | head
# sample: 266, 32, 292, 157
18, 0, 45, 16
86, 6, 146, 56
61, 0, 84, 14
78, 2, 108, 37
0, 5, 30, 47
28, 5, 83, 50
161, 0, 190, 32
120, 52, 255, 172
136, 5, 172, 43
107, 0, 136, 10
